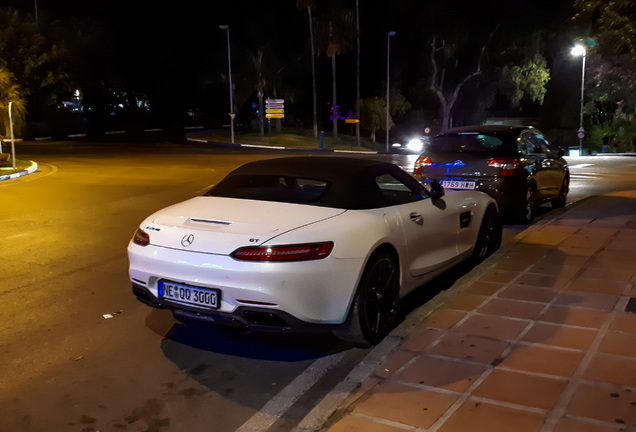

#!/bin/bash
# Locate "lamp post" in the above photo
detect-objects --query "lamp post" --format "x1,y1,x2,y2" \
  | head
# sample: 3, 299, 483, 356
219, 25, 235, 144
386, 31, 396, 153
571, 44, 586, 155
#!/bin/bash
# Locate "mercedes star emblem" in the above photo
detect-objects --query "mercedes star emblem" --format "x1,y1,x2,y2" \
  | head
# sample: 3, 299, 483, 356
181, 234, 195, 247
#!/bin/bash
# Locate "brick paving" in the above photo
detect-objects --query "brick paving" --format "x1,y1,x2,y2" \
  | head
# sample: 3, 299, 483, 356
299, 191, 636, 432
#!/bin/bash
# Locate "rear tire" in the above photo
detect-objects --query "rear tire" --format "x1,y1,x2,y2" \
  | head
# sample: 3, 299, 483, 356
517, 185, 536, 224
333, 252, 400, 346
471, 205, 502, 264
552, 176, 569, 208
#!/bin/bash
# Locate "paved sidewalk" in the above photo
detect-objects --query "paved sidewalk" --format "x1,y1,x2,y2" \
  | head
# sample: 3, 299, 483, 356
297, 191, 636, 432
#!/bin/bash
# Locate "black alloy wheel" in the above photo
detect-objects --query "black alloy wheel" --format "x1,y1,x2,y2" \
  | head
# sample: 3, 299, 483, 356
334, 252, 400, 346
471, 205, 502, 264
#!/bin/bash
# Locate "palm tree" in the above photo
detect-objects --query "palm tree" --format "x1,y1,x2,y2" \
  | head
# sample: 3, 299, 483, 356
297, 0, 318, 139
316, 2, 355, 139
0, 68, 27, 143
249, 49, 268, 137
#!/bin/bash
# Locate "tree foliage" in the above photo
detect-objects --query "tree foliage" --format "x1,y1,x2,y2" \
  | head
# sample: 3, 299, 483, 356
498, 54, 550, 108
359, 91, 410, 142
0, 67, 27, 139
573, 0, 636, 151
0, 8, 73, 117
573, 0, 636, 56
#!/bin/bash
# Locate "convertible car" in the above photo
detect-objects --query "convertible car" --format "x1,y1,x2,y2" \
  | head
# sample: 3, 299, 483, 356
128, 156, 501, 345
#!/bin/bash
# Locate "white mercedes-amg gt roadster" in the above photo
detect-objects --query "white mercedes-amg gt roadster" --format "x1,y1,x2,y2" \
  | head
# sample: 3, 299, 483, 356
128, 156, 501, 345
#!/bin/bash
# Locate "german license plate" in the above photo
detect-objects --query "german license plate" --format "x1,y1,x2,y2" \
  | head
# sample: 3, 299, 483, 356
441, 180, 476, 190
158, 280, 220, 309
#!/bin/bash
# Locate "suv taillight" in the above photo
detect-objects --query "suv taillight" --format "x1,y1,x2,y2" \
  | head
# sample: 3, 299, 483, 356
413, 156, 433, 175
488, 158, 520, 176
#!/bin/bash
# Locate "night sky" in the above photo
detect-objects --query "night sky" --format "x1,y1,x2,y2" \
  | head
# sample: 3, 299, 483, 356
3, 0, 579, 132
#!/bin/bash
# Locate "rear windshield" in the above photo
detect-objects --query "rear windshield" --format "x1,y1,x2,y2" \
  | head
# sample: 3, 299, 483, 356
206, 175, 330, 204
431, 133, 510, 154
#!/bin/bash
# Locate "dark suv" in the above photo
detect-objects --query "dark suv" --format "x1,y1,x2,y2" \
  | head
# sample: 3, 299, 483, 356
413, 125, 569, 223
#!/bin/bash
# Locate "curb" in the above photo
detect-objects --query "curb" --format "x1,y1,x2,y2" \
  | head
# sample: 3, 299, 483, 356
0, 161, 39, 182
185, 137, 381, 154
292, 203, 581, 432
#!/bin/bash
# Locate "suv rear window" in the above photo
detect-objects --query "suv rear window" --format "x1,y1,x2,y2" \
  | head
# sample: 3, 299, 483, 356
431, 133, 508, 154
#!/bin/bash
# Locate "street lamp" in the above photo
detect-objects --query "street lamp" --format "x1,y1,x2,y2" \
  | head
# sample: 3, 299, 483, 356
219, 25, 235, 144
386, 31, 396, 153
571, 43, 586, 155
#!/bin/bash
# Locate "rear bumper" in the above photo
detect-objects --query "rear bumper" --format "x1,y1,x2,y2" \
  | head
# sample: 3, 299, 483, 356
128, 242, 364, 327
417, 174, 524, 216
132, 283, 340, 332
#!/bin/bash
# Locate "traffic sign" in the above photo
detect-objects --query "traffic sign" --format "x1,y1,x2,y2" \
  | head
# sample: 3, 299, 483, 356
578, 132, 585, 139
345, 119, 359, 124
266, 99, 285, 104
266, 109, 285, 114
266, 113, 285, 119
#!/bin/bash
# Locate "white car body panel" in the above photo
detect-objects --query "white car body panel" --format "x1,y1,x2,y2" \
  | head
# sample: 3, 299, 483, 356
128, 188, 493, 325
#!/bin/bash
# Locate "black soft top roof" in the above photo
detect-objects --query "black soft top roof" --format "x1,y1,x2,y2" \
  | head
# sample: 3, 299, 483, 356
207, 156, 425, 210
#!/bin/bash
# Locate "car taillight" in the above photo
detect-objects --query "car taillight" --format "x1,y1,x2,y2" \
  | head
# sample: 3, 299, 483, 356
231, 242, 334, 262
133, 228, 150, 246
413, 156, 433, 175
488, 157, 520, 176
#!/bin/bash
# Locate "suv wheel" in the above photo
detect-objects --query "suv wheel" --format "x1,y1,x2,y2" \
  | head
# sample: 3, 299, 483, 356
517, 186, 536, 224
552, 176, 569, 208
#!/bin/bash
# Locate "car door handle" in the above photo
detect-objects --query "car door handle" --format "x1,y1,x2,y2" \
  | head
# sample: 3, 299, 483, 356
410, 212, 423, 225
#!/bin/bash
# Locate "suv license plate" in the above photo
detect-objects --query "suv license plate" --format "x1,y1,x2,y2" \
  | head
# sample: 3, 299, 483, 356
158, 280, 220, 309
441, 180, 476, 190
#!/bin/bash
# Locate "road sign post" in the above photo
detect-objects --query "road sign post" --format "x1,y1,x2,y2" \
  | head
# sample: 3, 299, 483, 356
266, 99, 285, 119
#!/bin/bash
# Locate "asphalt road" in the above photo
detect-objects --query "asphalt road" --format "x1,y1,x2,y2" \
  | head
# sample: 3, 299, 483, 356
1, 140, 635, 432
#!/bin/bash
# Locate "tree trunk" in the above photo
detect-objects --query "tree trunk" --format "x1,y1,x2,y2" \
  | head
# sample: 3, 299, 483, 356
332, 54, 338, 139
273, 88, 282, 132
355, 0, 361, 146
307, 7, 318, 139
258, 91, 264, 137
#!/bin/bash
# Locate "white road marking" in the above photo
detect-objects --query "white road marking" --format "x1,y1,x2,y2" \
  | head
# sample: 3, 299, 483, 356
235, 353, 346, 432
568, 163, 594, 169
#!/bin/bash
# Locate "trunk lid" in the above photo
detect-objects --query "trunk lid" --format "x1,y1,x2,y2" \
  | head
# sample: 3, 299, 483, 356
143, 196, 345, 255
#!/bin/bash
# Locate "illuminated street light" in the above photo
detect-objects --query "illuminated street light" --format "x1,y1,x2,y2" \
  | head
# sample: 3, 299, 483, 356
571, 43, 586, 155
386, 31, 396, 153
219, 25, 235, 144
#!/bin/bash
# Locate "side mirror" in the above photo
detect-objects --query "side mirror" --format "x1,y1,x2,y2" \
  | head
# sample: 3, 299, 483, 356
429, 179, 445, 199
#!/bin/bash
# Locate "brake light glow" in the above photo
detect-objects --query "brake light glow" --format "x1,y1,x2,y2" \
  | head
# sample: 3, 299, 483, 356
488, 157, 520, 176
231, 242, 334, 262
413, 156, 433, 175
133, 228, 150, 246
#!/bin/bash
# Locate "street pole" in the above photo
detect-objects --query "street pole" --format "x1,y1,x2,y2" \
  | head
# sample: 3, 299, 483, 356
9, 101, 16, 169
578, 51, 586, 155
571, 44, 586, 155
386, 31, 395, 153
220, 25, 235, 144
